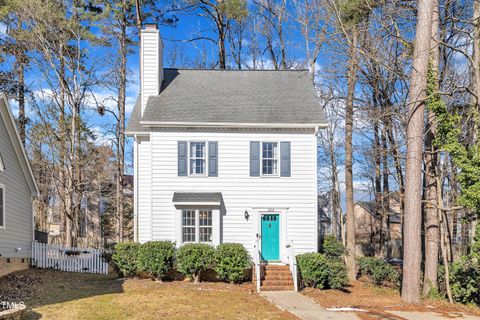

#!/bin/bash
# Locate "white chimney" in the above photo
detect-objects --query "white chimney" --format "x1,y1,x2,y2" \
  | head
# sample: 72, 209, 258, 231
141, 23, 163, 117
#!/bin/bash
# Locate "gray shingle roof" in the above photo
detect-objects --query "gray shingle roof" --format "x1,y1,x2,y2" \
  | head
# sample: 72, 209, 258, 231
356, 201, 401, 223
172, 192, 223, 203
126, 69, 325, 132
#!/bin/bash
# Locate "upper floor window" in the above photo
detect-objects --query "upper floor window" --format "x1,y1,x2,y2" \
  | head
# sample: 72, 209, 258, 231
190, 142, 206, 175
262, 142, 278, 176
0, 153, 4, 172
0, 185, 4, 228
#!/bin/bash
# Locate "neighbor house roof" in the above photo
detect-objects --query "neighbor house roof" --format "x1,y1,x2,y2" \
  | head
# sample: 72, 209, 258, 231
127, 69, 326, 133
356, 201, 401, 224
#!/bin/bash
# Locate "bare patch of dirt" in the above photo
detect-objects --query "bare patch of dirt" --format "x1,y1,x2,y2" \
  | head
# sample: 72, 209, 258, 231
302, 280, 480, 319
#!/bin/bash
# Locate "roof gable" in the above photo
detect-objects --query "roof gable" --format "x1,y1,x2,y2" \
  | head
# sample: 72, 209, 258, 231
0, 94, 39, 196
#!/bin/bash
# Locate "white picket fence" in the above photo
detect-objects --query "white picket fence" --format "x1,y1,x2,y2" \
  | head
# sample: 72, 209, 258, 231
31, 242, 108, 274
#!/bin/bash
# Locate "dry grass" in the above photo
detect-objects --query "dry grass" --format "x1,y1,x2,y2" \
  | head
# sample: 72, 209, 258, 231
2, 269, 295, 320
302, 280, 480, 320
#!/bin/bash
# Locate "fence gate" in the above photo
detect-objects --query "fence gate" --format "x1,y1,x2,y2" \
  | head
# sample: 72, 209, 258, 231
31, 241, 108, 274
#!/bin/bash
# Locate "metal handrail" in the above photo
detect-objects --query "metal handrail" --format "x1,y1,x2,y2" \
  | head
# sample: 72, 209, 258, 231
254, 238, 261, 292
287, 241, 298, 291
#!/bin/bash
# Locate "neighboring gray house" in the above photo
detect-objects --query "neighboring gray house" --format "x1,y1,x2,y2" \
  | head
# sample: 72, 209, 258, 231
0, 94, 39, 277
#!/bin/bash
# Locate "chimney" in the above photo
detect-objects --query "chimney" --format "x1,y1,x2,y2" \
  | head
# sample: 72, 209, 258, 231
140, 23, 163, 117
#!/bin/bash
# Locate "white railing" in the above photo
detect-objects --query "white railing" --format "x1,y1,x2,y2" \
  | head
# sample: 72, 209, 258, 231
254, 238, 261, 292
287, 240, 298, 291
32, 241, 108, 274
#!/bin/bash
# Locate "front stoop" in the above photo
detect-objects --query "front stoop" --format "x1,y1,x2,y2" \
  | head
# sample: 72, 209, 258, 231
253, 264, 294, 291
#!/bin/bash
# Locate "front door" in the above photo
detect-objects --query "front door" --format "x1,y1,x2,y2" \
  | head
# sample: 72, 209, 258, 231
261, 214, 280, 261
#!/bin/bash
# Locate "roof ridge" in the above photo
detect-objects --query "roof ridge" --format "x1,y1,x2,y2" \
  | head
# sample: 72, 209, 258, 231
163, 68, 309, 72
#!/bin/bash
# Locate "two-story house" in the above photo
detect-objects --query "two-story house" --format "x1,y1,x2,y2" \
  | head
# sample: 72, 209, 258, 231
126, 24, 326, 269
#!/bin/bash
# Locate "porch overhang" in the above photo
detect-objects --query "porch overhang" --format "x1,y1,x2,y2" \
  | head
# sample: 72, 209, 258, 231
172, 192, 222, 208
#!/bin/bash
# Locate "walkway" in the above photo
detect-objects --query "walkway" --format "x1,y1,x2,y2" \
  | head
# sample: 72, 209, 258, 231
261, 291, 359, 320
261, 291, 480, 320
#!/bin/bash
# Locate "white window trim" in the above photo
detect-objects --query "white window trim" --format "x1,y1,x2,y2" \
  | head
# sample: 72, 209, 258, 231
0, 184, 5, 229
261, 141, 280, 177
188, 141, 208, 176
181, 209, 213, 244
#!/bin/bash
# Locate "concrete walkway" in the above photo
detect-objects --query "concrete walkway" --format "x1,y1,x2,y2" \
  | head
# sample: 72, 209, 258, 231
261, 291, 359, 320
261, 291, 480, 320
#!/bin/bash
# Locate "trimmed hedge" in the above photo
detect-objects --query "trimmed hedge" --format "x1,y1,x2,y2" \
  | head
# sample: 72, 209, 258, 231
214, 243, 252, 283
112, 242, 141, 277
357, 257, 400, 287
296, 252, 348, 289
176, 243, 215, 283
137, 241, 176, 280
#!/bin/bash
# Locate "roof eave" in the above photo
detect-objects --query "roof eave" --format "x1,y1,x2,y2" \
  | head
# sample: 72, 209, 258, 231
139, 121, 328, 129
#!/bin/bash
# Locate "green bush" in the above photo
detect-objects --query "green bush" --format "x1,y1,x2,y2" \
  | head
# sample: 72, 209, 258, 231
176, 243, 215, 283
112, 242, 141, 277
214, 243, 251, 283
438, 256, 480, 305
357, 257, 400, 287
137, 241, 176, 280
321, 235, 347, 259
296, 252, 348, 289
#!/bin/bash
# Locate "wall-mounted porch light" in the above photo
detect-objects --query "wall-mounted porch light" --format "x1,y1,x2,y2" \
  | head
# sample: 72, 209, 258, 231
244, 210, 250, 221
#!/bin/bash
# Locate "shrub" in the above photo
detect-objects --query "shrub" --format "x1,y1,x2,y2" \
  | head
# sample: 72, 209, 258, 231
321, 235, 347, 259
176, 243, 215, 283
296, 252, 348, 289
438, 256, 480, 305
357, 257, 400, 287
137, 241, 176, 280
214, 243, 251, 283
112, 242, 141, 277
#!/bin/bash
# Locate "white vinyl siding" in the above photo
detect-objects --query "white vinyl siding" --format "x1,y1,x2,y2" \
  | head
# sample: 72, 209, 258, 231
135, 129, 317, 262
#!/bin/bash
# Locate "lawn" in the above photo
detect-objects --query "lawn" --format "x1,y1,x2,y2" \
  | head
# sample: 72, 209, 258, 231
0, 269, 295, 320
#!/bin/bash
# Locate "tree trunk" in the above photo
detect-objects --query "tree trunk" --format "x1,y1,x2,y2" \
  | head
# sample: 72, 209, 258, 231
345, 28, 358, 281
380, 125, 389, 258
473, 0, 480, 110
423, 0, 440, 296
15, 54, 26, 144
401, 0, 434, 304
116, 7, 127, 243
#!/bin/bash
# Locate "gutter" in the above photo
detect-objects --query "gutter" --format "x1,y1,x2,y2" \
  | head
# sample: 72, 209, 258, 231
139, 121, 329, 129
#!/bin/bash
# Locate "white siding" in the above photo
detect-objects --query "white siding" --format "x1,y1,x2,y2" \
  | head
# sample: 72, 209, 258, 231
0, 108, 33, 258
135, 129, 318, 262
136, 136, 152, 243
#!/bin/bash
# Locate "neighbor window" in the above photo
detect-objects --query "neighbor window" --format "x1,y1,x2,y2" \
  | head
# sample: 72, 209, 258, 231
262, 142, 278, 175
0, 186, 4, 228
182, 209, 212, 243
189, 142, 206, 175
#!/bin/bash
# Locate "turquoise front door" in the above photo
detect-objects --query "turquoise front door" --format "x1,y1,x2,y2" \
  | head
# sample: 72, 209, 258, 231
261, 214, 280, 261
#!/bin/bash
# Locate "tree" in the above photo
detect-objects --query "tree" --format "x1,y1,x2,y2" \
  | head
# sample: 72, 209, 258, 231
183, 0, 247, 69
402, 0, 434, 304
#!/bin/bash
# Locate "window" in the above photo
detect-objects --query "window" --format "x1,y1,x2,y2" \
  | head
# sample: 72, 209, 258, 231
0, 153, 4, 172
262, 142, 278, 175
182, 209, 212, 243
190, 142, 206, 175
0, 186, 4, 228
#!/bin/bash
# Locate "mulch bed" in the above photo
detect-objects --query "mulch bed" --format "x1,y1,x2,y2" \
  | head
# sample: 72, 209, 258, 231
0, 270, 45, 302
